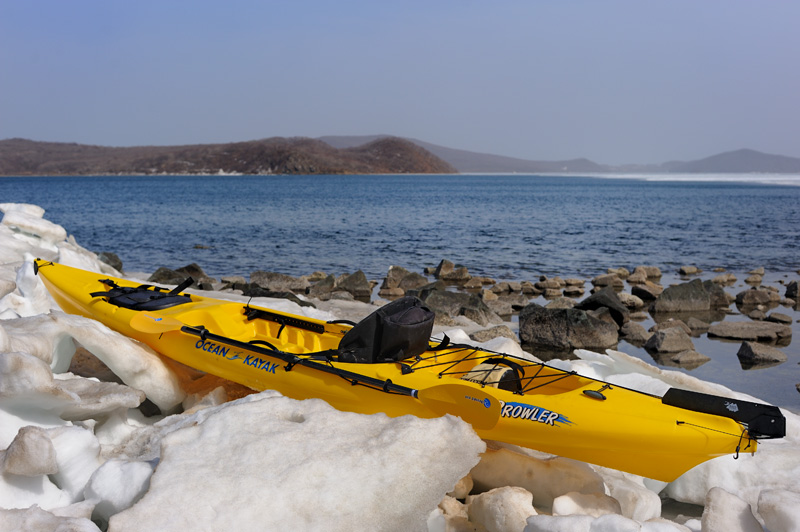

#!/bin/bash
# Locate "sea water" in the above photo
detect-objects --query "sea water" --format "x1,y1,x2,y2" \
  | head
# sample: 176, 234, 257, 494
2, 173, 799, 280
2, 173, 799, 408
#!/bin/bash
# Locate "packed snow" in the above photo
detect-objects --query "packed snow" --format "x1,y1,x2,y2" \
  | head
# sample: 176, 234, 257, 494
1, 202, 798, 532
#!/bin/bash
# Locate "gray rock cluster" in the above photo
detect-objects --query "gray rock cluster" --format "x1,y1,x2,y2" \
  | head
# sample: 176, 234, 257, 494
145, 259, 796, 376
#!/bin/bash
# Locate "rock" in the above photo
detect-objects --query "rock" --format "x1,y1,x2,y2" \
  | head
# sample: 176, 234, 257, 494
617, 292, 644, 309
563, 285, 585, 298
607, 267, 630, 279
565, 278, 586, 286
735, 287, 780, 307
748, 309, 766, 320
421, 289, 502, 326
543, 288, 562, 299
467, 486, 536, 532
147, 266, 188, 285
766, 312, 793, 324
469, 325, 517, 343
519, 303, 619, 353
679, 265, 700, 275
243, 284, 316, 307
626, 270, 647, 284
736, 342, 787, 364
492, 282, 514, 294
380, 265, 412, 290
665, 349, 711, 368
712, 272, 737, 285
304, 271, 328, 283
96, 251, 123, 272
591, 273, 624, 290
707, 321, 792, 342
702, 280, 732, 308
433, 259, 471, 282
575, 286, 629, 328
535, 277, 565, 290
250, 270, 309, 293
307, 274, 336, 300
644, 328, 695, 353
485, 299, 513, 319
619, 322, 651, 346
546, 297, 575, 309
497, 293, 529, 309
685, 317, 710, 335
220, 275, 246, 288
463, 277, 484, 289
631, 281, 663, 301
650, 319, 691, 335
785, 280, 798, 300
748, 267, 765, 275
651, 279, 711, 313
520, 281, 540, 295
633, 265, 662, 279
336, 270, 371, 301
480, 289, 498, 302
745, 274, 763, 285
377, 287, 404, 299
398, 272, 428, 292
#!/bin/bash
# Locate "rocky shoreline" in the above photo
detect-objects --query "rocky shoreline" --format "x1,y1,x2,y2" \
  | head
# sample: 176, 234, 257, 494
113, 253, 799, 396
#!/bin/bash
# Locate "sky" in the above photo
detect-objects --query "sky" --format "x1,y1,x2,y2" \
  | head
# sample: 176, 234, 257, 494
1, 1, 799, 165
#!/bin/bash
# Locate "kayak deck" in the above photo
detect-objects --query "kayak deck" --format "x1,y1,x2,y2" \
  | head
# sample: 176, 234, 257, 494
34, 259, 786, 481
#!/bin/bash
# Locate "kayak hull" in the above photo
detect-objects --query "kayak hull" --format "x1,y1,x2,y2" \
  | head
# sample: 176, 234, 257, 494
34, 259, 755, 481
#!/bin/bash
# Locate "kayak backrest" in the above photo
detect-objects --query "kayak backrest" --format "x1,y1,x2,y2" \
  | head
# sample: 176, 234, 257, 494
338, 296, 435, 363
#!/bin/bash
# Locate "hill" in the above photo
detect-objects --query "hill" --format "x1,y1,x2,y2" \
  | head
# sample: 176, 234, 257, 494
321, 136, 800, 174
319, 135, 607, 173
0, 137, 457, 176
661, 148, 800, 174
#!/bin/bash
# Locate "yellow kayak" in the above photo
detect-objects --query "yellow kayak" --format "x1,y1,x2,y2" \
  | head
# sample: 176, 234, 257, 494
34, 259, 785, 481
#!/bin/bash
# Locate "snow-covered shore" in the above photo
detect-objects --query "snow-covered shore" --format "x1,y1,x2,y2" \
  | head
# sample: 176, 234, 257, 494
1, 202, 799, 532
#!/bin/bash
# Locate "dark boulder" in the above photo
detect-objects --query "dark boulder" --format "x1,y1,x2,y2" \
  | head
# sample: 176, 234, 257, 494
735, 287, 780, 308
736, 341, 787, 367
786, 280, 798, 301
336, 270, 372, 301
307, 274, 336, 300
575, 286, 630, 328
518, 303, 619, 353
651, 279, 712, 313
96, 252, 123, 272
631, 281, 663, 302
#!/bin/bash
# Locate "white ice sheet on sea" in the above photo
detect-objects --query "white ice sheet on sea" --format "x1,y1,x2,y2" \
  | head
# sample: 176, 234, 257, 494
1, 202, 799, 531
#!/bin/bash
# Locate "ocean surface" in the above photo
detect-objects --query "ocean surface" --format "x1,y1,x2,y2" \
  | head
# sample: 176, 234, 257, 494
2, 173, 799, 409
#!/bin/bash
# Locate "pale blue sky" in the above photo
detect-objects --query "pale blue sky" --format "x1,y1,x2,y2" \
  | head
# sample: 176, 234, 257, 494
2, 0, 798, 164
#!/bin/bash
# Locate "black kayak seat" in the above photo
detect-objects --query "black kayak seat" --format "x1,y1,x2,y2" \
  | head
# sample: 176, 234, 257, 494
338, 296, 435, 364
91, 277, 194, 312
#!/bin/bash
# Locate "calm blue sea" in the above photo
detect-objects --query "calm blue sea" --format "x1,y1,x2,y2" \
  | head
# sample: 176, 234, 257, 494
2, 174, 799, 409
2, 174, 799, 280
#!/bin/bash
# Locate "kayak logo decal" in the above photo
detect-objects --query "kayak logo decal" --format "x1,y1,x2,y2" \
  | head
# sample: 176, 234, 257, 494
499, 400, 571, 427
194, 340, 279, 374
464, 394, 493, 409
195, 339, 236, 359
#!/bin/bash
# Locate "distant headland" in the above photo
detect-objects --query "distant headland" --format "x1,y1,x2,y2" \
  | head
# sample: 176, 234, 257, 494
1, 135, 799, 176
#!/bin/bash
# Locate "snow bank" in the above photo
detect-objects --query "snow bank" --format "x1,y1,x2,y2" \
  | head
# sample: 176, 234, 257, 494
1, 202, 799, 531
